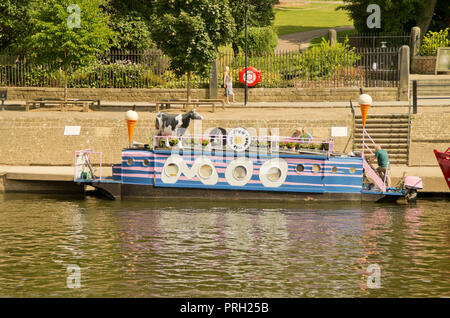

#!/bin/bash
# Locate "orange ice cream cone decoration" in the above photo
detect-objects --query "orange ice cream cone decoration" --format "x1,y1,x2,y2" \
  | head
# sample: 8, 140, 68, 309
125, 107, 138, 148
127, 120, 136, 144
358, 92, 372, 127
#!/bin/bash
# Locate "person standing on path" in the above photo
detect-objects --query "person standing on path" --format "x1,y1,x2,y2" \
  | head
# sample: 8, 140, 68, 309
223, 66, 235, 104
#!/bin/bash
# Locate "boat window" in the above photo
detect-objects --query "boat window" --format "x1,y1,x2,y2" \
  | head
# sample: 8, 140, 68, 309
312, 164, 321, 173
296, 164, 304, 172
143, 159, 149, 166
127, 158, 134, 166
166, 163, 179, 176
267, 167, 282, 182
349, 167, 356, 174
199, 164, 213, 179
332, 167, 338, 173
233, 165, 247, 180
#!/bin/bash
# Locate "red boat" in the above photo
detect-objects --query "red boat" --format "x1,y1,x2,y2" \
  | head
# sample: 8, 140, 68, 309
434, 148, 450, 190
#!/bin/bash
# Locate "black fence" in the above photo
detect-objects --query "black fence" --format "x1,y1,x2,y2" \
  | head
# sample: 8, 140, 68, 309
338, 32, 410, 49
0, 47, 400, 89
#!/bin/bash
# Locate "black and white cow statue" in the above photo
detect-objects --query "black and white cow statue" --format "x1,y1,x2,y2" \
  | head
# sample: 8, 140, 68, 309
155, 109, 203, 148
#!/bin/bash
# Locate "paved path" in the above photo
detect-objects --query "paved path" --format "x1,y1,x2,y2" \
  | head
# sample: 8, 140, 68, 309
277, 26, 355, 52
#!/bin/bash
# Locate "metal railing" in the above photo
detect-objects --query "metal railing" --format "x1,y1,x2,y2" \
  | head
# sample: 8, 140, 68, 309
153, 134, 334, 157
338, 32, 410, 49
0, 48, 400, 89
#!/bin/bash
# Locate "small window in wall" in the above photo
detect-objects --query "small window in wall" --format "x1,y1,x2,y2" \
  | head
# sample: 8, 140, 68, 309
296, 164, 304, 173
267, 167, 282, 182
127, 158, 134, 166
312, 164, 321, 173
331, 167, 338, 173
199, 164, 213, 179
349, 167, 356, 174
165, 163, 179, 176
143, 159, 150, 166
233, 165, 247, 181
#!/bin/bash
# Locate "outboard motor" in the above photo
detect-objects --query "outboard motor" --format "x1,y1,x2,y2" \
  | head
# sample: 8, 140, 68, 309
404, 176, 423, 201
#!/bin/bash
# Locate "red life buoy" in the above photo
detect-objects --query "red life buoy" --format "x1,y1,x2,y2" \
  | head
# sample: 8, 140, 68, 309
239, 67, 262, 87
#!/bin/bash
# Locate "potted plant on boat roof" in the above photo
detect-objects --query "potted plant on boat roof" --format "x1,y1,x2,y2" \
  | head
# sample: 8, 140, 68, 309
286, 142, 296, 150
169, 138, 178, 147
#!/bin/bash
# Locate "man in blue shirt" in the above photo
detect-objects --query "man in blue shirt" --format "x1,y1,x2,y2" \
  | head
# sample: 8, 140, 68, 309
374, 144, 391, 187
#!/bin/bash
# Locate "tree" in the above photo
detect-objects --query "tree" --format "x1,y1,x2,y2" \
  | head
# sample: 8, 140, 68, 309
27, 0, 114, 102
151, 0, 234, 102
0, 0, 35, 51
338, 0, 445, 35
104, 0, 154, 50
228, 0, 277, 55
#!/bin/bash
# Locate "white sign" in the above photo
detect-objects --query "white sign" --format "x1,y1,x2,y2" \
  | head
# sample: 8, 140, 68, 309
227, 127, 251, 152
331, 127, 348, 137
64, 126, 81, 136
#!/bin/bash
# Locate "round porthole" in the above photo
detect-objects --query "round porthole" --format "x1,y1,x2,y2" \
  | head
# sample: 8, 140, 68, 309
312, 164, 321, 173
127, 158, 134, 166
349, 167, 356, 174
267, 167, 282, 182
199, 164, 213, 179
143, 159, 150, 166
233, 165, 247, 181
331, 167, 338, 173
296, 164, 304, 172
165, 163, 179, 177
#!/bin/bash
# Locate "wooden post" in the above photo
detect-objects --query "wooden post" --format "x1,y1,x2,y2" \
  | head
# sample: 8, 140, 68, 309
83, 102, 89, 112
156, 102, 160, 112
25, 102, 30, 111
212, 102, 215, 113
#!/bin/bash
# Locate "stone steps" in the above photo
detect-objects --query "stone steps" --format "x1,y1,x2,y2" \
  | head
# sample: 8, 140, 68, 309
354, 114, 409, 165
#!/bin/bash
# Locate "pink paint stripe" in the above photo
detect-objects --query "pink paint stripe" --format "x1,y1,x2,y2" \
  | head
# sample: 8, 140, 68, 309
287, 172, 363, 177
122, 173, 154, 178
123, 152, 152, 157
122, 167, 154, 172
324, 184, 362, 188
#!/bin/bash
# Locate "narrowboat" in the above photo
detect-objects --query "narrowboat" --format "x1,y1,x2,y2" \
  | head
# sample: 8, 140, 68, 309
74, 128, 422, 202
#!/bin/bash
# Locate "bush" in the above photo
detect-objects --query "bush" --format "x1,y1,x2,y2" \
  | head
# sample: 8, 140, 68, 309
419, 28, 450, 56
236, 26, 278, 55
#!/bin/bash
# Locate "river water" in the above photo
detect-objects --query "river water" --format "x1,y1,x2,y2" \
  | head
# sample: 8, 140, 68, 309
0, 193, 448, 298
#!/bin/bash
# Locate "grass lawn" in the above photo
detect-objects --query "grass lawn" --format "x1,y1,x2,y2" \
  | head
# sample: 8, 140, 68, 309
274, 2, 353, 36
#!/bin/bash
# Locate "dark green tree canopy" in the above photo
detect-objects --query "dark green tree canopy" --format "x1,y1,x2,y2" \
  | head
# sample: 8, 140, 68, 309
151, 0, 234, 77
338, 0, 448, 34
104, 0, 154, 50
229, 0, 277, 54
0, 0, 35, 51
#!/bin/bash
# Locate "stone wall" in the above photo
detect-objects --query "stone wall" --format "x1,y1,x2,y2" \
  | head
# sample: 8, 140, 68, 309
1, 86, 401, 103
0, 112, 353, 166
409, 112, 450, 166
1, 109, 446, 167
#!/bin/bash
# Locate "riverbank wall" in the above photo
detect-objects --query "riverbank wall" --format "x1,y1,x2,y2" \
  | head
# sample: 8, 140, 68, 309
0, 106, 448, 193
2, 86, 401, 103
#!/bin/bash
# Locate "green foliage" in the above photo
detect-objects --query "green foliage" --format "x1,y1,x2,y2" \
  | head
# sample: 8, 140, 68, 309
229, 0, 277, 54
26, 0, 113, 72
419, 28, 450, 56
151, 0, 235, 78
338, 0, 420, 33
0, 0, 35, 51
110, 14, 153, 51
105, 0, 154, 50
236, 26, 278, 54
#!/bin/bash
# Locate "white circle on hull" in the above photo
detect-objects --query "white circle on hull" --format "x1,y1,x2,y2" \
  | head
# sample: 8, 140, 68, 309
225, 157, 254, 186
259, 158, 288, 188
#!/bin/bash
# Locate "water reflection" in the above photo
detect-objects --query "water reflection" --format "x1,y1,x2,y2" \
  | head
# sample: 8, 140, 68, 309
0, 194, 448, 297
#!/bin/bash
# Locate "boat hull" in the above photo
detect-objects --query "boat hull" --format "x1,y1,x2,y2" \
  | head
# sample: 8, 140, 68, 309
434, 148, 450, 190
90, 181, 398, 203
